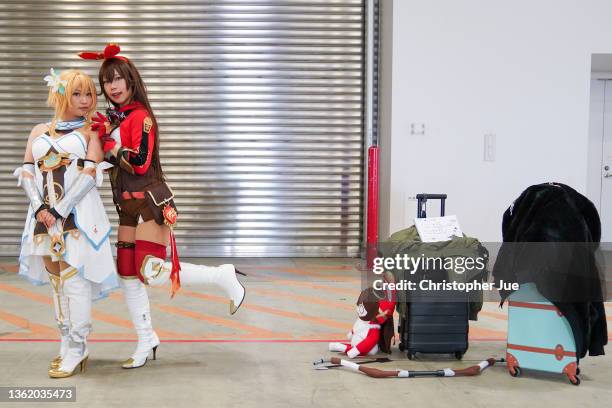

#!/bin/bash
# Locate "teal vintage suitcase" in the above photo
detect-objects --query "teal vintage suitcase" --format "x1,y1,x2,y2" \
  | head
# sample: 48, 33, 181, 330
506, 283, 580, 385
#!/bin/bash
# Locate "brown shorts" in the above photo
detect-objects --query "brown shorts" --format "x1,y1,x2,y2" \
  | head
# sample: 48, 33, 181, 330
117, 198, 155, 227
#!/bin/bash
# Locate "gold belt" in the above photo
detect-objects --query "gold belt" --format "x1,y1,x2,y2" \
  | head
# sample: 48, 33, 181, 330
38, 152, 71, 172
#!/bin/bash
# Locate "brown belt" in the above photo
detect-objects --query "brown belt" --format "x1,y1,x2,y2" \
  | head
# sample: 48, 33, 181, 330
121, 191, 146, 200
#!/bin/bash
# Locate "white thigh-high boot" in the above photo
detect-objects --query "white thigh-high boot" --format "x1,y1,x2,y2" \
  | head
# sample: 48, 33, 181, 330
48, 272, 70, 370
143, 259, 246, 315
120, 278, 160, 369
49, 267, 91, 378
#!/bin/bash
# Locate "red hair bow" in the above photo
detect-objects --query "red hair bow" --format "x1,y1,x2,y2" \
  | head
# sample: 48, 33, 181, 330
78, 43, 128, 62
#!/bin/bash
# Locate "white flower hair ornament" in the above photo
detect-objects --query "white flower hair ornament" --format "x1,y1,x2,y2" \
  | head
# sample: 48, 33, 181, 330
44, 68, 67, 95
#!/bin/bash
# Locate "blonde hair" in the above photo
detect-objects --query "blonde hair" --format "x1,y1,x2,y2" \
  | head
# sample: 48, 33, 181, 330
46, 69, 97, 137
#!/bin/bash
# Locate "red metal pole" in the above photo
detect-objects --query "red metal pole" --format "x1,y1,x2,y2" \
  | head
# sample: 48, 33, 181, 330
366, 146, 379, 268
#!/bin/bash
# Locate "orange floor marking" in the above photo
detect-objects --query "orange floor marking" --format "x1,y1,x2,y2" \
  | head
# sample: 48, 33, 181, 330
249, 288, 354, 311
0, 309, 56, 336
468, 326, 507, 339
0, 282, 195, 339
478, 310, 509, 321
155, 304, 291, 339
243, 267, 359, 282
243, 264, 355, 272
103, 292, 222, 338
172, 288, 350, 330
256, 277, 357, 295
0, 263, 18, 273
87, 332, 236, 340
91, 308, 193, 339
299, 332, 348, 340
294, 264, 356, 271
0, 282, 51, 303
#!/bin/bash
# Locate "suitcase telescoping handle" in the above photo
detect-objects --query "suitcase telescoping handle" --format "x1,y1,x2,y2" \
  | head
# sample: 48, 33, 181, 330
416, 193, 447, 218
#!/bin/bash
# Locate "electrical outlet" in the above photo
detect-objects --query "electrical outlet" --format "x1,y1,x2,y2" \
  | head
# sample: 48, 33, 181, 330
403, 194, 417, 227
409, 123, 426, 136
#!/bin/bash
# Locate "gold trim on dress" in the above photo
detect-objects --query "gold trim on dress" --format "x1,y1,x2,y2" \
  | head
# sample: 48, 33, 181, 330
60, 267, 78, 281
48, 272, 63, 321
38, 152, 71, 172
139, 255, 170, 285
143, 117, 153, 134
118, 274, 139, 280
43, 182, 65, 205
148, 261, 168, 281
146, 187, 175, 207
50, 234, 66, 257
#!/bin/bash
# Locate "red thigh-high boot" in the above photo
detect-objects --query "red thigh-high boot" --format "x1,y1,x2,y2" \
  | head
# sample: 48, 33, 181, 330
137, 240, 246, 315
118, 241, 160, 369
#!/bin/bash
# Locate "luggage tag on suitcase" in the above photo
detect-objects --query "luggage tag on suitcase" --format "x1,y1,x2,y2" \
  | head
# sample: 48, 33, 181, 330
414, 215, 463, 242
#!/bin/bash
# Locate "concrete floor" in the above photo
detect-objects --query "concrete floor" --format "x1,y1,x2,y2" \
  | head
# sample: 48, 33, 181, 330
0, 258, 610, 408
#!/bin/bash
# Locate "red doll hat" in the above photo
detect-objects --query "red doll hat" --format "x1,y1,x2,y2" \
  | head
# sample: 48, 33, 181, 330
78, 43, 128, 62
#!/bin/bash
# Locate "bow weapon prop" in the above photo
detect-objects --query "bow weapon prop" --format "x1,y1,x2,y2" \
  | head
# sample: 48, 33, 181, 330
313, 357, 392, 370
315, 357, 503, 378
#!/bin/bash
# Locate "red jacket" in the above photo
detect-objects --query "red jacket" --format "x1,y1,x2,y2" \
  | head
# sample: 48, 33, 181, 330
116, 102, 155, 175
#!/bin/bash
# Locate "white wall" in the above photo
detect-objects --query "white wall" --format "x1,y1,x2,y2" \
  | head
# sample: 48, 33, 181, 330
378, 0, 393, 240
383, 0, 612, 241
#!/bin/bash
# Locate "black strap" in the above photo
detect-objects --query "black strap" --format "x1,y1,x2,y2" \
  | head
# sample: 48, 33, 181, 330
129, 120, 151, 166
48, 208, 62, 220
115, 241, 136, 249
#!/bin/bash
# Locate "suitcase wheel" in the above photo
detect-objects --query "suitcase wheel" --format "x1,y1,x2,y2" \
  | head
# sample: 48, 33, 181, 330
407, 352, 416, 360
568, 374, 581, 386
399, 343, 405, 352
454, 351, 464, 360
509, 366, 522, 377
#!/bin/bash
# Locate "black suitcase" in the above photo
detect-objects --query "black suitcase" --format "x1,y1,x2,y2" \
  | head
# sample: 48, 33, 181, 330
398, 194, 469, 360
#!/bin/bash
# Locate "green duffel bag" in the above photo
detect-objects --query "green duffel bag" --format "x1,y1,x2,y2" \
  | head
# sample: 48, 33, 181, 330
379, 225, 490, 321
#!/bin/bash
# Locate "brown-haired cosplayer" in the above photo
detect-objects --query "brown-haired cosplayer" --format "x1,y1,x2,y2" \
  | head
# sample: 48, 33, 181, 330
79, 44, 246, 369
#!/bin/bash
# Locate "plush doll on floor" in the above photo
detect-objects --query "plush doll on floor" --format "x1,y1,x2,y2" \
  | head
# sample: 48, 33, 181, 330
329, 274, 396, 358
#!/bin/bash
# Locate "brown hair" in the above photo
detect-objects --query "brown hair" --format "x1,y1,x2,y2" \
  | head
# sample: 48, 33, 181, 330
99, 58, 164, 180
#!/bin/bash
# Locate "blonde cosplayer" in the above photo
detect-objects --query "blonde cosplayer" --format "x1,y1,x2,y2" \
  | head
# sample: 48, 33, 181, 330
14, 68, 117, 379
46, 69, 97, 137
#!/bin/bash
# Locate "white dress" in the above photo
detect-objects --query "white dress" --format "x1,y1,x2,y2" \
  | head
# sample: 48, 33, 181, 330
15, 129, 118, 300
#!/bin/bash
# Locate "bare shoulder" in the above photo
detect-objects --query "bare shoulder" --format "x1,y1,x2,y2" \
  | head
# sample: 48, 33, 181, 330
27, 123, 49, 142
29, 123, 49, 137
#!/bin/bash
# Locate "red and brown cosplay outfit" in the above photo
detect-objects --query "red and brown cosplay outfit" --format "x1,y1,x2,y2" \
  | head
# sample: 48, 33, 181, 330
78, 44, 245, 370
79, 43, 244, 325
79, 44, 180, 296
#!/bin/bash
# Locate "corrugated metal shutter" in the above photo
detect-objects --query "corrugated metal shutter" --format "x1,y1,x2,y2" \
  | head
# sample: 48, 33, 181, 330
0, 0, 364, 257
